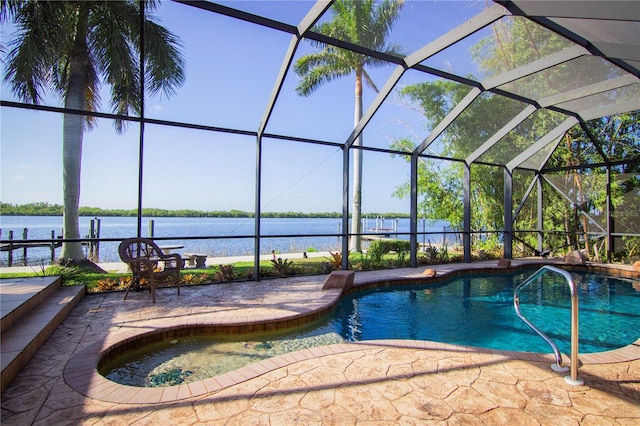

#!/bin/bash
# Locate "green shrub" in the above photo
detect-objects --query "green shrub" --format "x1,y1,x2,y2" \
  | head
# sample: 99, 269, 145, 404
318, 262, 336, 273
325, 251, 344, 269
423, 245, 438, 262
271, 257, 295, 277
215, 264, 236, 282
367, 239, 411, 262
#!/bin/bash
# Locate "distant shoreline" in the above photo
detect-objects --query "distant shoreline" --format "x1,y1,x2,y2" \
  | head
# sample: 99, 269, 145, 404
0, 203, 411, 219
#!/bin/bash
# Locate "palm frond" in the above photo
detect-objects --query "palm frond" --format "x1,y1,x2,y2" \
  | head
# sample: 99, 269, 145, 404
89, 1, 140, 125
296, 62, 352, 97
294, 49, 333, 76
141, 0, 162, 13
141, 19, 185, 98
295, 47, 354, 96
3, 1, 70, 103
295, 0, 404, 97
362, 68, 379, 93
369, 0, 404, 50
0, 0, 21, 23
4, 0, 183, 129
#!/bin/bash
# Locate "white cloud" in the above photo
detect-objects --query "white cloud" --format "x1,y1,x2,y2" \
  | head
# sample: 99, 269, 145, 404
149, 104, 165, 113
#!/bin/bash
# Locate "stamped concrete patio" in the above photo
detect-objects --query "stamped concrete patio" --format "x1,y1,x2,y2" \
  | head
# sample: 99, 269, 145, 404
2, 260, 639, 425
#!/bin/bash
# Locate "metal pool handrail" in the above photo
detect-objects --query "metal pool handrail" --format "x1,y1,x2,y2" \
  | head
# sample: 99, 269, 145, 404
513, 265, 583, 386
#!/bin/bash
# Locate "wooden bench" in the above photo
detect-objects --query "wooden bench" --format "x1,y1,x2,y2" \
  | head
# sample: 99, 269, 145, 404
182, 253, 207, 268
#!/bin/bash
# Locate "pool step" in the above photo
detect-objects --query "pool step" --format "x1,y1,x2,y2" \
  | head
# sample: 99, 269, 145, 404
1, 276, 85, 392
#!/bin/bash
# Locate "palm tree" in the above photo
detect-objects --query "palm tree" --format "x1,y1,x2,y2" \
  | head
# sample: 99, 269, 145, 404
294, 0, 403, 252
2, 0, 184, 265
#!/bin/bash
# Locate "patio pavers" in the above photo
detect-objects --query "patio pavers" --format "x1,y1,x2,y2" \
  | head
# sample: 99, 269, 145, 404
1, 260, 639, 425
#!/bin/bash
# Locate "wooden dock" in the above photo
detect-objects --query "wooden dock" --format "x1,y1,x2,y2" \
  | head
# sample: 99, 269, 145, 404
362, 235, 394, 240
2, 221, 98, 266
0, 242, 62, 252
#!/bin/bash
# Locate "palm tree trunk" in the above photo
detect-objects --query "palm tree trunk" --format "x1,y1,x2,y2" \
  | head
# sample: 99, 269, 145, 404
564, 209, 572, 248
573, 170, 591, 255
59, 5, 89, 262
350, 67, 364, 252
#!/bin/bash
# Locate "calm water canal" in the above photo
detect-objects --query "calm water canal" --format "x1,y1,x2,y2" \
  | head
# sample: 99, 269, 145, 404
1, 216, 452, 264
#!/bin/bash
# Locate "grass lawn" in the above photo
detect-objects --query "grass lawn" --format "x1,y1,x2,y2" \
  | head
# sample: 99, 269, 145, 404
0, 249, 473, 293
0, 257, 337, 293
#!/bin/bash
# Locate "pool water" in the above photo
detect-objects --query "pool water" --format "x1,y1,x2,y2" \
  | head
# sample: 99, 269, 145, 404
331, 270, 639, 354
101, 329, 345, 387
101, 270, 640, 387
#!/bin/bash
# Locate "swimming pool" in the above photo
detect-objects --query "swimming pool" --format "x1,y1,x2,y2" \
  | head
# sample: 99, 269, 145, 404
101, 269, 640, 387
331, 270, 639, 354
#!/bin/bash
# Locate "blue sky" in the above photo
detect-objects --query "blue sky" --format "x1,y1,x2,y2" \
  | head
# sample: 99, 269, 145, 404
1, 0, 488, 213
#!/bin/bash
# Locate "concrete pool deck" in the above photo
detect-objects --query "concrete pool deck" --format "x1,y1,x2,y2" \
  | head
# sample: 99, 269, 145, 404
1, 259, 639, 424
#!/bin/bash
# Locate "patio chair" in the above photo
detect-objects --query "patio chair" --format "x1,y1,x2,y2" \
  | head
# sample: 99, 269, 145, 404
118, 237, 182, 303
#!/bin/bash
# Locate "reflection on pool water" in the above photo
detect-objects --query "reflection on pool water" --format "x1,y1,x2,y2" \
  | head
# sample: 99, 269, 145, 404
100, 269, 640, 387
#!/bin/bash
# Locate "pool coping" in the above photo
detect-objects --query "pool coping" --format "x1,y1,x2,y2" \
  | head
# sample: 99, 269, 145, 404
63, 261, 640, 404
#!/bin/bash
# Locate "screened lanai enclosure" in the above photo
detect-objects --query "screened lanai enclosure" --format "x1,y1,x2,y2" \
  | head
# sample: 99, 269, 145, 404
1, 0, 639, 275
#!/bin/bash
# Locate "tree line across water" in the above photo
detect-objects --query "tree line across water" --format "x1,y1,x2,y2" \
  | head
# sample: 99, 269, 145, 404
0, 202, 410, 219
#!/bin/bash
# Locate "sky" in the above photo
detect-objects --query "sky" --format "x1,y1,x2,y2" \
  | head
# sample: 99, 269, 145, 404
0, 0, 489, 214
